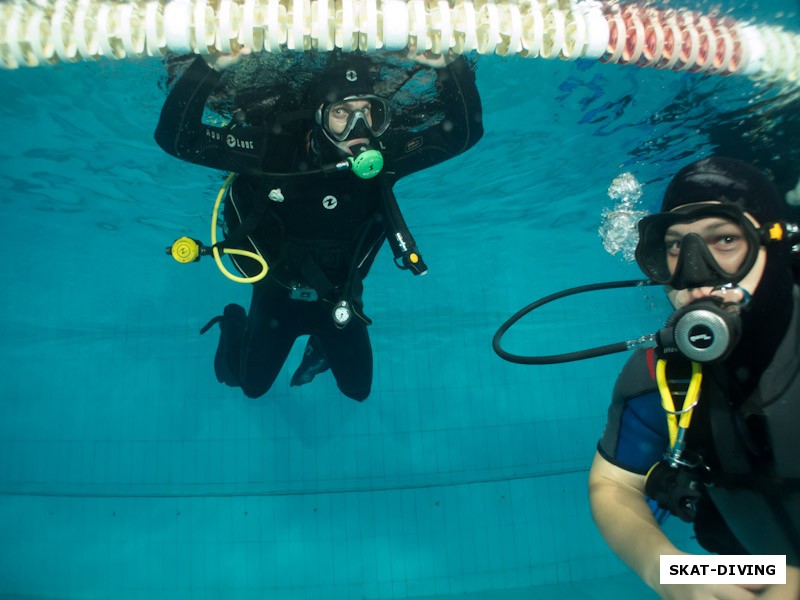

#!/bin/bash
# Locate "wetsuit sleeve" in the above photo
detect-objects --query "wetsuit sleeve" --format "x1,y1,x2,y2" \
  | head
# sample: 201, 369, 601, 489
597, 350, 670, 475
154, 56, 272, 174
386, 57, 483, 180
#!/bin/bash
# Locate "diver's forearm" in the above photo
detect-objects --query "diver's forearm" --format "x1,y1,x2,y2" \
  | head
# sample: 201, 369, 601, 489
588, 454, 681, 591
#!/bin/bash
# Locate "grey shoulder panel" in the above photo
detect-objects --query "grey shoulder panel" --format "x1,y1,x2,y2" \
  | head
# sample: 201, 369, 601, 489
611, 348, 657, 404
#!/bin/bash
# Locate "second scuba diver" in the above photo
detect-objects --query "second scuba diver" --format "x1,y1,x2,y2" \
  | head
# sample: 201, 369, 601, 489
588, 157, 800, 599
155, 50, 483, 401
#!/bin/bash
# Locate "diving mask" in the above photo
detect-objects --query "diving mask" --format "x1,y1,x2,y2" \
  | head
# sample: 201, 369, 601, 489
635, 203, 762, 290
317, 95, 391, 142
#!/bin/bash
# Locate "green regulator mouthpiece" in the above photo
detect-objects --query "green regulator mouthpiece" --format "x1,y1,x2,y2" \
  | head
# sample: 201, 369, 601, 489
348, 148, 384, 179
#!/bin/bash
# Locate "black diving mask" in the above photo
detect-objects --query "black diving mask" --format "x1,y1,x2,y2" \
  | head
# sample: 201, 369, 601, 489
317, 95, 391, 142
635, 203, 762, 290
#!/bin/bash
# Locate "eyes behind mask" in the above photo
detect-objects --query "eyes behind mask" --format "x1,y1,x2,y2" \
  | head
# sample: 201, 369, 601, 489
317, 95, 391, 142
635, 203, 762, 290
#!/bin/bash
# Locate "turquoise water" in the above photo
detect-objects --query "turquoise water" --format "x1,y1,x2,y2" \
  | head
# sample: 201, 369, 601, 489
1, 1, 799, 598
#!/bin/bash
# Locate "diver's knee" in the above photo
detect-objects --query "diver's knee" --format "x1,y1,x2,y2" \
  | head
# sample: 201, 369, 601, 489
341, 386, 370, 402
242, 383, 270, 399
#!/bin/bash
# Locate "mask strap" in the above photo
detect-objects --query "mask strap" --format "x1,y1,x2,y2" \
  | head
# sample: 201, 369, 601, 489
656, 359, 703, 465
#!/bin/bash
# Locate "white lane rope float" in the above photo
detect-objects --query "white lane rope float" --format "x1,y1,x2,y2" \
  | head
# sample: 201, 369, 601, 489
1, 0, 798, 86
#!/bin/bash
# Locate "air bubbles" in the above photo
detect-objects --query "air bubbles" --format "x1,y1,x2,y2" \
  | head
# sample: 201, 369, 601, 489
607, 172, 642, 205
598, 172, 648, 262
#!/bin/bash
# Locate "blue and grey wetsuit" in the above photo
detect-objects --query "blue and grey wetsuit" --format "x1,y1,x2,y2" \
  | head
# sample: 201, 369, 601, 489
598, 288, 800, 565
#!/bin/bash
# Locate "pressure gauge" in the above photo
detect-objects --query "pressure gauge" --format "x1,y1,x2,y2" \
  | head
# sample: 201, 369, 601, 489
333, 300, 352, 328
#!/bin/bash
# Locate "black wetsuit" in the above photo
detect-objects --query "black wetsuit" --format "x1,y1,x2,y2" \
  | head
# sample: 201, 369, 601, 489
154, 56, 483, 400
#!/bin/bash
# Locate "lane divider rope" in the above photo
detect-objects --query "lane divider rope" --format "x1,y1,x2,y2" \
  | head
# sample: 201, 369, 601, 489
1, 0, 798, 86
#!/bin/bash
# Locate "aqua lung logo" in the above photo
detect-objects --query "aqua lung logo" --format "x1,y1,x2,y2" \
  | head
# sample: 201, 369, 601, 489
345, 69, 358, 82
226, 134, 255, 150
689, 325, 714, 349
322, 195, 338, 209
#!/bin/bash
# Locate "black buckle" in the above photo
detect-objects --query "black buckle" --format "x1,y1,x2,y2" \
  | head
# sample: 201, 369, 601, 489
289, 285, 318, 302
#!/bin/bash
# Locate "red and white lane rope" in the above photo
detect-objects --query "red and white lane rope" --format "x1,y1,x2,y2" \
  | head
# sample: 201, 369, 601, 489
1, 0, 798, 84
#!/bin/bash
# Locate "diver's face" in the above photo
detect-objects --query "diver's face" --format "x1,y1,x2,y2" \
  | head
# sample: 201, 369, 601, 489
666, 207, 766, 309
664, 217, 750, 278
326, 99, 373, 137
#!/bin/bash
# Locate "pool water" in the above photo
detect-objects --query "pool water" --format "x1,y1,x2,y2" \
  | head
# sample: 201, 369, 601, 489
1, 1, 799, 597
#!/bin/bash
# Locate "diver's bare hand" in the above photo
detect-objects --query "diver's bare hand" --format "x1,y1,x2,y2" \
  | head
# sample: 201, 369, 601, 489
757, 565, 800, 599
204, 47, 251, 71
655, 582, 765, 600
406, 49, 455, 68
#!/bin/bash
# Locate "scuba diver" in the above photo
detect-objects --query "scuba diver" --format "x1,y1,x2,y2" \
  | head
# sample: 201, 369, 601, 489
154, 49, 483, 401
586, 157, 799, 599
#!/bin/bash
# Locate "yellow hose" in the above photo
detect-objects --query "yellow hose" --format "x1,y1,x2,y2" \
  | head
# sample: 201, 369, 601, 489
656, 358, 702, 452
211, 173, 269, 284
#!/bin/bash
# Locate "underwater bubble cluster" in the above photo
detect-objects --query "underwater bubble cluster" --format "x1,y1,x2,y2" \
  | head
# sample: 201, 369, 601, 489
598, 172, 649, 262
